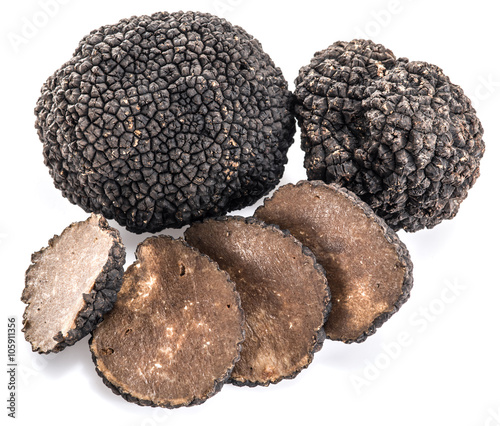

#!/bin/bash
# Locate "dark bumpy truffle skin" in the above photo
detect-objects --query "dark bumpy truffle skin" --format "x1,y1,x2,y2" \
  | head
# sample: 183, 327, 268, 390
90, 236, 244, 408
295, 39, 485, 232
255, 181, 413, 344
35, 11, 295, 234
185, 216, 330, 386
22, 214, 125, 354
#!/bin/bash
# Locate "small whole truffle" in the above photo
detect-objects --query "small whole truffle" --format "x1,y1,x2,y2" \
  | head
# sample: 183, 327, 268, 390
255, 181, 413, 343
294, 39, 485, 232
22, 214, 125, 354
35, 11, 295, 233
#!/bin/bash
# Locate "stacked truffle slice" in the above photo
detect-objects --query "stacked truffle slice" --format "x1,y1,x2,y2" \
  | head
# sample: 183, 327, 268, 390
255, 180, 413, 343
91, 217, 331, 406
21, 180, 414, 408
88, 180, 413, 406
90, 236, 246, 408
185, 216, 331, 386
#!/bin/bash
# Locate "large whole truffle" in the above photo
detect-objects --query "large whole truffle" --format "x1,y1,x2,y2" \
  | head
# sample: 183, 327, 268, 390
295, 39, 485, 232
35, 11, 295, 233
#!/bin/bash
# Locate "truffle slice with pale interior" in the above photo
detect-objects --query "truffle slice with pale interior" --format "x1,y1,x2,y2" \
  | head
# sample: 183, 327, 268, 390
22, 214, 125, 354
185, 216, 330, 387
90, 236, 244, 408
254, 180, 413, 343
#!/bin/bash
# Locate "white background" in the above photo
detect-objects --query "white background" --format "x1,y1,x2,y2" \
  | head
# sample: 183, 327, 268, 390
1, 1, 499, 425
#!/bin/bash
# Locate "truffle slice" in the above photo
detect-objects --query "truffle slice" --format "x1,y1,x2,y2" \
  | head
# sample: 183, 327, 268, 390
185, 216, 330, 386
22, 214, 125, 354
90, 236, 244, 408
254, 180, 413, 343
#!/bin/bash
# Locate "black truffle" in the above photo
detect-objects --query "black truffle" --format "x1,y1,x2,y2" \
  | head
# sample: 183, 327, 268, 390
22, 214, 125, 354
90, 235, 244, 408
294, 39, 485, 232
254, 180, 413, 343
35, 11, 295, 234
185, 216, 330, 386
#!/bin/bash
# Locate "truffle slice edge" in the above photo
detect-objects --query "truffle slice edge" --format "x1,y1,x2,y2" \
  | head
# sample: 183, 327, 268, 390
21, 214, 125, 354
255, 180, 414, 344
185, 215, 331, 387
90, 235, 245, 408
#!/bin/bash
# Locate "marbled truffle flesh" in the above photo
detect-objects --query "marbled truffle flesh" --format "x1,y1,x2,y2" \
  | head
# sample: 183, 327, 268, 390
185, 216, 330, 386
22, 214, 125, 353
255, 180, 413, 343
90, 236, 244, 408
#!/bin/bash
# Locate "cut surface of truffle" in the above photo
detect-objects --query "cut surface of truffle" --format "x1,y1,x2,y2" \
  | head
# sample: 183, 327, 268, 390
35, 11, 295, 234
22, 214, 125, 353
294, 39, 485, 232
254, 180, 413, 343
185, 216, 330, 386
90, 236, 244, 408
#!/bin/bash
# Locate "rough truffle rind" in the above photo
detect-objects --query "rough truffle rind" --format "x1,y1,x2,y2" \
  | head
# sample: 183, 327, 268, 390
255, 180, 413, 343
185, 216, 331, 386
90, 235, 245, 408
35, 11, 295, 234
22, 214, 125, 353
295, 39, 485, 232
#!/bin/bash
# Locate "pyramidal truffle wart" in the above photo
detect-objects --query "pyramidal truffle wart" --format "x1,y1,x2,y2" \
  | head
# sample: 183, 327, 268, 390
35, 11, 295, 234
22, 214, 125, 354
294, 39, 485, 232
90, 236, 244, 408
254, 181, 413, 343
185, 216, 330, 386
